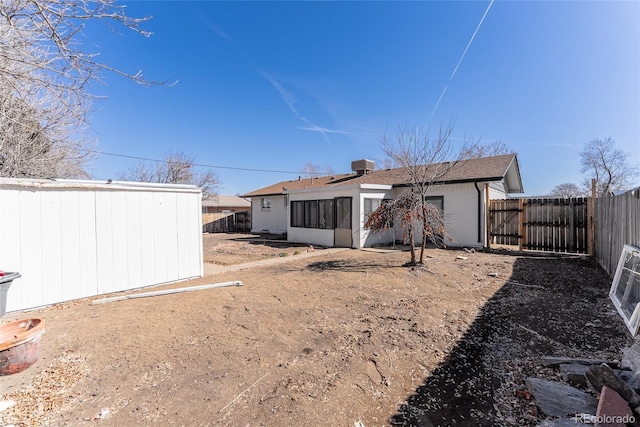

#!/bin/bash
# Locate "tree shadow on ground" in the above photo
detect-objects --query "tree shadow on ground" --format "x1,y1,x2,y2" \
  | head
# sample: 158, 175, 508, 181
306, 259, 397, 272
389, 255, 630, 427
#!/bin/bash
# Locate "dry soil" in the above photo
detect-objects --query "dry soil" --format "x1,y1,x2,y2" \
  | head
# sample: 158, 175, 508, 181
0, 233, 631, 426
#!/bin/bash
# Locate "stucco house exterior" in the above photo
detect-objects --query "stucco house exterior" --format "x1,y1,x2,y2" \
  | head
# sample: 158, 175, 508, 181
242, 154, 523, 249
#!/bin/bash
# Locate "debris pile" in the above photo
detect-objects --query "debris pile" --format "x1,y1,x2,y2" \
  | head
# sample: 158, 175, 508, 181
521, 346, 640, 426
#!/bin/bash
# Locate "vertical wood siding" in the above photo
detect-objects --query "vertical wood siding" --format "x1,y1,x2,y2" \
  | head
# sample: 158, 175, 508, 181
595, 190, 640, 277
489, 197, 589, 254
0, 183, 203, 313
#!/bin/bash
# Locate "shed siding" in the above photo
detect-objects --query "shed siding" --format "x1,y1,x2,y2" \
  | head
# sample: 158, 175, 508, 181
0, 182, 203, 313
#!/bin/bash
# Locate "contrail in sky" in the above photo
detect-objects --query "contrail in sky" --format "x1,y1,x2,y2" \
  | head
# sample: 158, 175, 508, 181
261, 71, 349, 143
431, 0, 495, 118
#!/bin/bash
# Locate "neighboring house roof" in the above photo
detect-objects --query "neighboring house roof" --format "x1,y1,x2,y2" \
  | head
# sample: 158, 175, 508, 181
243, 154, 524, 197
202, 195, 251, 208
611, 187, 640, 197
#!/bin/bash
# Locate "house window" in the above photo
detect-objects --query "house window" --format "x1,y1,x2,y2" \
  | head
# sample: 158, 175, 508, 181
304, 200, 318, 228
318, 199, 334, 229
425, 196, 444, 212
364, 198, 394, 228
290, 199, 334, 229
364, 198, 382, 226
261, 198, 271, 209
291, 201, 303, 227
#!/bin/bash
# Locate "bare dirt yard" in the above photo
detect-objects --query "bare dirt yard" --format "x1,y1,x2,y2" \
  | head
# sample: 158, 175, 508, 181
0, 233, 631, 426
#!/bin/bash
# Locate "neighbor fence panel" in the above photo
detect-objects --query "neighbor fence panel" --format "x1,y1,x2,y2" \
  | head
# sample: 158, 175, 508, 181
524, 198, 588, 253
202, 211, 251, 233
595, 190, 640, 277
489, 197, 589, 254
488, 199, 521, 246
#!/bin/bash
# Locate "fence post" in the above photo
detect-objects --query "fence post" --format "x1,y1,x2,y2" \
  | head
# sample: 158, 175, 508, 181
588, 178, 596, 257
519, 198, 526, 251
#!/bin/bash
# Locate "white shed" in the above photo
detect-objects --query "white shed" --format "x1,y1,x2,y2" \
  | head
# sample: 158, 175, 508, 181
0, 178, 203, 313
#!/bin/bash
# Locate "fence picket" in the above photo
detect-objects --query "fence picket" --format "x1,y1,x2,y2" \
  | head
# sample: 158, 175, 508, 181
595, 190, 640, 276
489, 197, 589, 254
489, 190, 639, 274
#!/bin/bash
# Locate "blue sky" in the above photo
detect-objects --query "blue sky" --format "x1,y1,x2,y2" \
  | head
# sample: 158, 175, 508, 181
85, 1, 640, 196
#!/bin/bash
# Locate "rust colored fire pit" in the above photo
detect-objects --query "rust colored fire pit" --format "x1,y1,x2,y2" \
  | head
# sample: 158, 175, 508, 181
0, 318, 45, 375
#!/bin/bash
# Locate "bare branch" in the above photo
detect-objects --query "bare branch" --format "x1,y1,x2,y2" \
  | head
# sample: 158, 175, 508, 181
580, 138, 639, 196
467, 140, 514, 158
548, 183, 586, 198
0, 0, 170, 179
300, 162, 335, 178
119, 150, 221, 199
374, 121, 474, 265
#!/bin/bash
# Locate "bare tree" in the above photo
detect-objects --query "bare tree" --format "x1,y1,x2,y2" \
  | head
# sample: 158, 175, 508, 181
580, 138, 639, 196
369, 122, 475, 265
467, 140, 513, 158
371, 156, 395, 170
0, 0, 164, 178
549, 183, 584, 198
0, 88, 94, 178
365, 191, 448, 266
119, 151, 221, 199
300, 163, 335, 178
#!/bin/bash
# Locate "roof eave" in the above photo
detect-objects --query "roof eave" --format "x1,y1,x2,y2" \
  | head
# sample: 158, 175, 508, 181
504, 154, 525, 194
392, 176, 506, 188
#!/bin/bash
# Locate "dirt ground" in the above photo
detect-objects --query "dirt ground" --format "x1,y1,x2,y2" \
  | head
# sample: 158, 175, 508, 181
0, 233, 631, 426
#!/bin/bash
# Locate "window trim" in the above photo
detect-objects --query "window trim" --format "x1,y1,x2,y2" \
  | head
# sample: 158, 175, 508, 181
261, 197, 272, 210
290, 199, 335, 229
291, 201, 304, 227
363, 197, 382, 228
425, 196, 444, 212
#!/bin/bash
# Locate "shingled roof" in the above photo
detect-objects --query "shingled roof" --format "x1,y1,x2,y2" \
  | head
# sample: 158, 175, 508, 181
243, 154, 523, 197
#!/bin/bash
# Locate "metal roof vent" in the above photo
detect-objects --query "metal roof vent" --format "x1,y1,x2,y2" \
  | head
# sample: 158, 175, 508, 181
351, 159, 375, 175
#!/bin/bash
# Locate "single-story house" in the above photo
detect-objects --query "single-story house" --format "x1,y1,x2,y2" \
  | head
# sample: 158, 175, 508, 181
242, 154, 523, 249
202, 195, 251, 214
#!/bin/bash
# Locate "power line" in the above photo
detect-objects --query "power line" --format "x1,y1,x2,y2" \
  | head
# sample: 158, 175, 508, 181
0, 105, 326, 175
96, 150, 318, 175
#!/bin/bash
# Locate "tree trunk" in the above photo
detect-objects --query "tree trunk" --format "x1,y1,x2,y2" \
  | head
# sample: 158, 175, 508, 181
419, 202, 428, 264
408, 220, 416, 265
419, 231, 427, 264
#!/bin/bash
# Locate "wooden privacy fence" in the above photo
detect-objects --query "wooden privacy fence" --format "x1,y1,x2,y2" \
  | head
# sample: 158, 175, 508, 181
595, 189, 640, 276
489, 197, 590, 254
202, 211, 251, 233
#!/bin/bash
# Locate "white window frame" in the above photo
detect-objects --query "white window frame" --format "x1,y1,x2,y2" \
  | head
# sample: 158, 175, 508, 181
610, 244, 640, 336
364, 198, 382, 227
